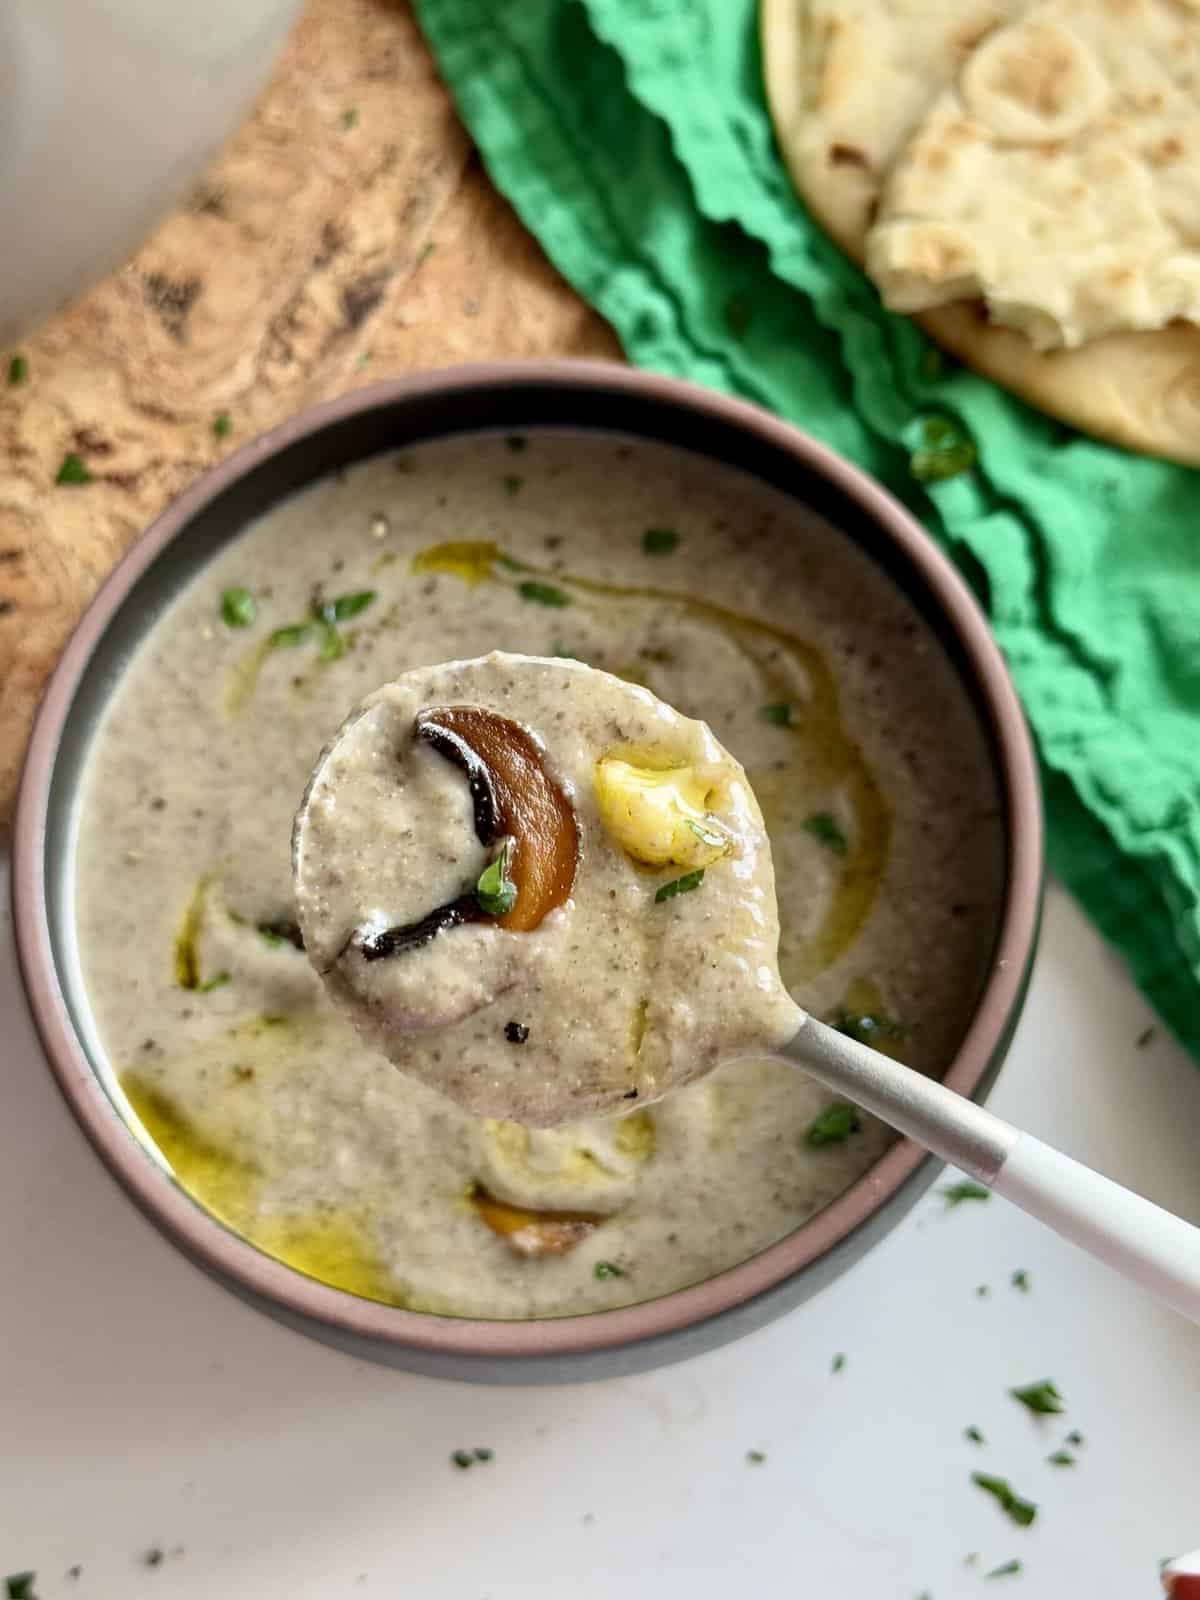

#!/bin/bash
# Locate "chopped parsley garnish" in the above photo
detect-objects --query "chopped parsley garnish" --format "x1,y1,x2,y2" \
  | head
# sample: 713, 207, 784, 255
473, 1447, 493, 1462
256, 920, 303, 950
806, 1102, 860, 1147
803, 812, 848, 855
504, 1021, 529, 1044
1046, 1450, 1075, 1467
655, 868, 705, 903
320, 590, 376, 622
986, 1561, 1023, 1580
745, 1450, 766, 1465
416, 242, 436, 267
6, 1577, 37, 1600
476, 838, 518, 917
55, 452, 93, 486
972, 1473, 1037, 1528
642, 528, 679, 555
212, 411, 232, 439
318, 621, 345, 662
594, 1261, 624, 1280
518, 580, 570, 608
910, 415, 977, 483
941, 1180, 990, 1207
220, 587, 256, 628
965, 1426, 986, 1445
760, 703, 793, 726
503, 475, 523, 495
259, 927, 285, 948
199, 970, 231, 993
1011, 1269, 1030, 1292
451, 1450, 473, 1470
8, 354, 29, 386
342, 107, 359, 129
1009, 1379, 1064, 1417
976, 1284, 990, 1298
268, 622, 311, 649
830, 1008, 907, 1047
831, 1352, 846, 1374
1065, 1430, 1084, 1447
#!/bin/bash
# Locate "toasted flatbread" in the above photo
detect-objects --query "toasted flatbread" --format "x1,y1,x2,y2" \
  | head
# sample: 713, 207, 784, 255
762, 0, 1200, 464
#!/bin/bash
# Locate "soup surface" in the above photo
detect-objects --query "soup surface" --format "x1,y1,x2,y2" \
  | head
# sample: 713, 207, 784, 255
73, 429, 1004, 1318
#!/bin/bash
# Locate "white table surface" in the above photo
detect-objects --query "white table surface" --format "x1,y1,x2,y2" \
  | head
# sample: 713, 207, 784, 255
3, 858, 1198, 1599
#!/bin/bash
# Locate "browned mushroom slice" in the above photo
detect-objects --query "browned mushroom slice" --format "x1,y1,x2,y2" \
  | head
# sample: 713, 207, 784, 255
416, 707, 581, 933
470, 1185, 603, 1259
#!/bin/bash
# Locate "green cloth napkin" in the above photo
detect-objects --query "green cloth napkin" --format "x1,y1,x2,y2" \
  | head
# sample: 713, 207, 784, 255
416, 0, 1200, 1059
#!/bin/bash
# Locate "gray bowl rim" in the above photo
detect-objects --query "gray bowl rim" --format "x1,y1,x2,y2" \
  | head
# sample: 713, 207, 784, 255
12, 359, 1044, 1362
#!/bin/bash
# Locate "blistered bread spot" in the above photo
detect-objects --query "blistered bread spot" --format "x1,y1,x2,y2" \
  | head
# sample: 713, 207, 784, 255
961, 18, 1109, 142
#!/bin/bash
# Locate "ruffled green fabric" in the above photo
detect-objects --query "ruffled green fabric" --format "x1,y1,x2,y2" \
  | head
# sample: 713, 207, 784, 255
416, 0, 1200, 1057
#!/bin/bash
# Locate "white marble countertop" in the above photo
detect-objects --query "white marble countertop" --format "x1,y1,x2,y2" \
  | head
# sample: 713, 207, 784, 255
3, 861, 1198, 1599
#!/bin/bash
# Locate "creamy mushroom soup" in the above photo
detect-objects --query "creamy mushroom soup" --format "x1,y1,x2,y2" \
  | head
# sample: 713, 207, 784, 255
72, 430, 1004, 1318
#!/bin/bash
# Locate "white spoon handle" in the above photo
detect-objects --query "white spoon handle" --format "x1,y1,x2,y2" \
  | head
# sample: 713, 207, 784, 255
782, 1015, 1200, 1325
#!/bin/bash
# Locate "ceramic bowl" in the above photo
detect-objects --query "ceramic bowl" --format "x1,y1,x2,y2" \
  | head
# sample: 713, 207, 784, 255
12, 362, 1043, 1382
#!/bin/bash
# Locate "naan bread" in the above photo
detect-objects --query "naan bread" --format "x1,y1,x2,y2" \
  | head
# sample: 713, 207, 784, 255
869, 0, 1200, 351
762, 0, 1200, 464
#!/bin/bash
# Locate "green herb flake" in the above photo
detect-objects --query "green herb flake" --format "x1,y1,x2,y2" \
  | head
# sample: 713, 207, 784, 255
318, 621, 345, 663
1065, 1430, 1084, 1447
1011, 1269, 1030, 1292
473, 1447, 493, 1462
451, 1449, 474, 1470
642, 527, 679, 556
503, 475, 523, 495
1046, 1450, 1075, 1467
220, 587, 256, 628
505, 434, 528, 453
258, 927, 285, 949
760, 702, 794, 726
655, 868, 705, 904
6, 1576, 37, 1600
745, 1449, 766, 1465
965, 1426, 986, 1445
199, 970, 231, 994
476, 838, 518, 918
972, 1473, 1037, 1529
8, 354, 29, 386
55, 452, 93, 486
831, 1352, 846, 1374
986, 1561, 1023, 1580
1009, 1379, 1064, 1417
831, 1008, 907, 1046
976, 1285, 990, 1299
910, 415, 977, 483
806, 1102, 860, 1147
342, 107, 359, 129
518, 580, 570, 608
416, 242, 436, 267
357, 350, 373, 370
941, 1180, 990, 1207
212, 411, 232, 439
326, 590, 376, 621
594, 1260, 625, 1280
803, 812, 848, 855
268, 622, 311, 650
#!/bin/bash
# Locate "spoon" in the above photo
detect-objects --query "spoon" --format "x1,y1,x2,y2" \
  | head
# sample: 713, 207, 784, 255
296, 654, 1200, 1324
773, 1010, 1200, 1324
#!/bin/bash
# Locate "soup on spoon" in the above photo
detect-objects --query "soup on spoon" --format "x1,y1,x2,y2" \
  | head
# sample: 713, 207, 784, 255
293, 651, 801, 1126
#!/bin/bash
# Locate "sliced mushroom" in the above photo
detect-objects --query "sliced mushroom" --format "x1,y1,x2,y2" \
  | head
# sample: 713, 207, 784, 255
470, 1185, 603, 1258
415, 707, 580, 933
